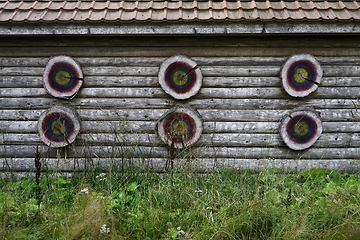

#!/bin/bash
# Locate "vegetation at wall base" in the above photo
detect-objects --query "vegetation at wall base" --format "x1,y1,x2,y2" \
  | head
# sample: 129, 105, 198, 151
1, 168, 359, 240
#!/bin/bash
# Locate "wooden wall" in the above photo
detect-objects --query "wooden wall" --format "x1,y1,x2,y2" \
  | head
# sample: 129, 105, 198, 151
1, 35, 360, 173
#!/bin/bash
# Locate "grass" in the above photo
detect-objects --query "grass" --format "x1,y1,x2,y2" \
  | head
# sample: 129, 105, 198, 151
0, 168, 360, 240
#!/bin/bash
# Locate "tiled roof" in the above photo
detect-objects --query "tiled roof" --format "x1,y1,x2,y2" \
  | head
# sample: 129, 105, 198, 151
0, 0, 360, 23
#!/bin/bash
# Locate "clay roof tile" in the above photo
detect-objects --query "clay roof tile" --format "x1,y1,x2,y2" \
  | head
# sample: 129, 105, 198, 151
342, 1, 360, 11
0, 0, 359, 23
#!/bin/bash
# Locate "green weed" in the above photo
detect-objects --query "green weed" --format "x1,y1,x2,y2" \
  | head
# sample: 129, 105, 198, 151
0, 168, 359, 239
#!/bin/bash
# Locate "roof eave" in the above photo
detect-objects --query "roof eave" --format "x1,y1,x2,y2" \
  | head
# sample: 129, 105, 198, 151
1, 22, 360, 36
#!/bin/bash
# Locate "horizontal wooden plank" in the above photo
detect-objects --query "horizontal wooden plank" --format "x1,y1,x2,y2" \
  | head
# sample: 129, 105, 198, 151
2, 65, 360, 77
1, 97, 359, 111
0, 109, 359, 122
0, 120, 156, 133
2, 133, 360, 148
0, 66, 278, 77
2, 86, 360, 99
2, 121, 278, 134
204, 77, 354, 88
202, 66, 360, 77
0, 98, 173, 109
0, 88, 48, 97
0, 145, 169, 159
0, 57, 282, 67
1, 47, 359, 58
0, 57, 162, 67
1, 145, 359, 159
0, 121, 38, 133
2, 35, 360, 47
0, 66, 159, 76
321, 77, 360, 87
2, 157, 359, 173
198, 109, 360, 122
3, 76, 360, 88
0, 67, 44, 76
0, 76, 160, 88
1, 36, 359, 47
2, 121, 360, 135
2, 56, 360, 69
0, 76, 43, 87
205, 121, 360, 134
198, 87, 360, 99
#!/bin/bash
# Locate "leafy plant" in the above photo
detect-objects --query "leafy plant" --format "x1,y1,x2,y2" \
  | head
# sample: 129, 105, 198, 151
1, 168, 360, 239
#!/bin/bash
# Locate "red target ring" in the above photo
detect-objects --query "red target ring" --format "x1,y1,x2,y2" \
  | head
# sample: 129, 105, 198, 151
157, 105, 203, 148
279, 107, 322, 150
281, 54, 322, 97
159, 55, 202, 100
38, 105, 81, 147
43, 56, 83, 99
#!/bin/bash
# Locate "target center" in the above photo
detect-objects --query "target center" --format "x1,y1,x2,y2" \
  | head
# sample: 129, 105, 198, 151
294, 68, 308, 83
55, 71, 71, 85
51, 119, 66, 136
294, 121, 310, 137
172, 119, 188, 137
173, 71, 189, 86
298, 126, 304, 132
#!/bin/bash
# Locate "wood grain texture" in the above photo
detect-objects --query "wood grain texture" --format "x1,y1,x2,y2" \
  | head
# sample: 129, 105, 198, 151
1, 46, 360, 58
3, 76, 360, 88
1, 145, 360, 160
2, 87, 360, 100
2, 65, 360, 77
0, 109, 359, 122
0, 36, 359, 48
1, 36, 360, 172
1, 79, 360, 105
3, 56, 360, 67
2, 98, 359, 110
2, 133, 360, 148
2, 158, 360, 173
2, 121, 360, 135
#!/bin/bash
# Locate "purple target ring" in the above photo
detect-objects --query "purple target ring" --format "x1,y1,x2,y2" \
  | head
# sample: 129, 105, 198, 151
38, 105, 81, 148
159, 55, 202, 100
281, 54, 322, 97
43, 56, 83, 99
157, 105, 203, 148
279, 107, 322, 150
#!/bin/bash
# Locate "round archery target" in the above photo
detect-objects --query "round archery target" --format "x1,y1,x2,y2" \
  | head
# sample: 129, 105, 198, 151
38, 105, 81, 147
157, 105, 203, 148
279, 108, 322, 150
43, 56, 83, 99
281, 54, 322, 97
159, 55, 202, 100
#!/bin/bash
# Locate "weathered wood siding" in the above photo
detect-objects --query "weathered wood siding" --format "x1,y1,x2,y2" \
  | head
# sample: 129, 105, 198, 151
1, 36, 360, 173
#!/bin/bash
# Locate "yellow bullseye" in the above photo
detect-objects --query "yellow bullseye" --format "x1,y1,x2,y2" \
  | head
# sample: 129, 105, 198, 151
294, 121, 309, 137
293, 68, 308, 83
55, 71, 71, 85
173, 70, 189, 86
172, 119, 188, 136
51, 119, 66, 136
